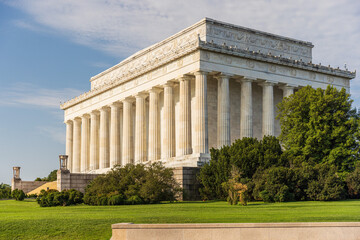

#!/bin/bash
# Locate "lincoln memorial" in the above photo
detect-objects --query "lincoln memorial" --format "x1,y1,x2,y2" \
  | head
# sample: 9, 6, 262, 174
60, 18, 355, 174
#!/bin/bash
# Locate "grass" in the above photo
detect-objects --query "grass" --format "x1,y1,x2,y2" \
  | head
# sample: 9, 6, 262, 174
2, 199, 360, 240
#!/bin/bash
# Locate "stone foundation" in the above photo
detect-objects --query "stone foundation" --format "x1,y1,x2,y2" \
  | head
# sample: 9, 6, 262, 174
57, 170, 100, 193
111, 222, 360, 240
57, 166, 200, 199
173, 167, 201, 200
11, 178, 49, 194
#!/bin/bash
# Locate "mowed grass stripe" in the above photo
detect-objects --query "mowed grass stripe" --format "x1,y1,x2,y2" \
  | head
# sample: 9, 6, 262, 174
1, 200, 360, 240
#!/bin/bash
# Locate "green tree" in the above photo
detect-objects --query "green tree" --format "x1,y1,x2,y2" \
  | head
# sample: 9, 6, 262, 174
198, 136, 284, 200
277, 85, 360, 172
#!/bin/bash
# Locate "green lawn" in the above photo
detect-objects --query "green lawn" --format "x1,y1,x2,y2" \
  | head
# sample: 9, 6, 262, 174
2, 199, 360, 240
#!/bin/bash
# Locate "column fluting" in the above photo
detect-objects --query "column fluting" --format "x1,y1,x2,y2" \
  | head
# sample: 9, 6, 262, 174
179, 76, 192, 156
216, 74, 231, 147
110, 102, 121, 168
72, 117, 81, 173
65, 120, 73, 172
148, 88, 161, 161
89, 111, 100, 170
261, 81, 275, 137
99, 106, 110, 169
193, 71, 209, 154
240, 78, 254, 138
80, 114, 90, 172
135, 94, 147, 164
282, 85, 295, 98
122, 99, 134, 165
162, 83, 175, 159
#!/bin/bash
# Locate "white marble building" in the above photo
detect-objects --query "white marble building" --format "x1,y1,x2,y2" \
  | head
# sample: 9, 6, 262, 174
61, 18, 355, 174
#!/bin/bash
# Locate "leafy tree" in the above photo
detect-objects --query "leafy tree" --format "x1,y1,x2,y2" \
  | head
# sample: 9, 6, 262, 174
0, 183, 11, 199
278, 85, 360, 172
35, 170, 57, 181
198, 136, 284, 200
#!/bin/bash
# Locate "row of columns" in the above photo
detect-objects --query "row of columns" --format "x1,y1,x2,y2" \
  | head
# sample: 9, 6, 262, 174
65, 71, 295, 172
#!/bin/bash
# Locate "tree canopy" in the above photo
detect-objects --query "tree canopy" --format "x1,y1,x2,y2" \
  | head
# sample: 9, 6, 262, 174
277, 85, 360, 172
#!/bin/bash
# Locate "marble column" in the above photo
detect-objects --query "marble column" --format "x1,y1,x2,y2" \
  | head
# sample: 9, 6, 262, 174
122, 98, 134, 165
81, 114, 90, 172
148, 88, 161, 161
135, 94, 147, 164
282, 85, 295, 98
90, 111, 100, 170
65, 120, 73, 172
110, 102, 121, 168
162, 83, 175, 158
261, 81, 275, 136
193, 71, 208, 154
240, 78, 254, 138
179, 76, 192, 155
72, 117, 81, 173
216, 74, 231, 147
99, 106, 110, 169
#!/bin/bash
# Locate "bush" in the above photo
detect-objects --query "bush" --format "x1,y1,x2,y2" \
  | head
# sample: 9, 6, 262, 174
26, 193, 38, 198
0, 183, 11, 199
198, 136, 284, 201
36, 189, 83, 207
306, 164, 346, 201
11, 189, 25, 201
346, 164, 360, 198
84, 163, 181, 205
252, 167, 295, 202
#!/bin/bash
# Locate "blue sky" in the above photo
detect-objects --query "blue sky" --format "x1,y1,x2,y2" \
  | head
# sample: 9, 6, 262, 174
0, 0, 359, 184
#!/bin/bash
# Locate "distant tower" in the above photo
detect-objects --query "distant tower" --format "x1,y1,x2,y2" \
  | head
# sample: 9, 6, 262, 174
11, 166, 21, 191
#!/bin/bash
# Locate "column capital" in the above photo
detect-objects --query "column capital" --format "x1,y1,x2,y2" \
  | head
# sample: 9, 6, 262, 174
100, 106, 110, 112
193, 70, 210, 76
162, 82, 175, 88
90, 109, 100, 115
176, 74, 192, 82
110, 102, 122, 108
81, 114, 90, 119
236, 76, 257, 83
258, 80, 277, 87
279, 83, 298, 90
73, 117, 81, 122
65, 120, 73, 125
214, 73, 232, 80
134, 92, 148, 99
121, 97, 135, 103
148, 87, 163, 94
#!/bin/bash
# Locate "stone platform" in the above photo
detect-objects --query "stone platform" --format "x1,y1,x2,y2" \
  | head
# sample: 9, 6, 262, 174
111, 222, 360, 240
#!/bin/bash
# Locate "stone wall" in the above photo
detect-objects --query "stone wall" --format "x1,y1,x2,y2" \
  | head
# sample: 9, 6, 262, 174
57, 170, 100, 193
11, 178, 49, 193
111, 222, 360, 240
173, 167, 200, 201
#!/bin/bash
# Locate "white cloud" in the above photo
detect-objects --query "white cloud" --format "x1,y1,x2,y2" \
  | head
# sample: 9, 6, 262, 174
4, 0, 360, 105
0, 82, 83, 108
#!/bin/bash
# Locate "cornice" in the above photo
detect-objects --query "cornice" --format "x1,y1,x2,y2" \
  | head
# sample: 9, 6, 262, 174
198, 40, 355, 79
60, 39, 355, 111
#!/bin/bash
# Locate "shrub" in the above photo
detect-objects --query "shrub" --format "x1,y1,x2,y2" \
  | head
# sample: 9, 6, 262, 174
252, 167, 295, 202
36, 189, 83, 207
221, 167, 248, 206
346, 164, 360, 198
0, 183, 11, 199
84, 163, 181, 205
198, 136, 284, 200
11, 189, 25, 201
306, 164, 346, 201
